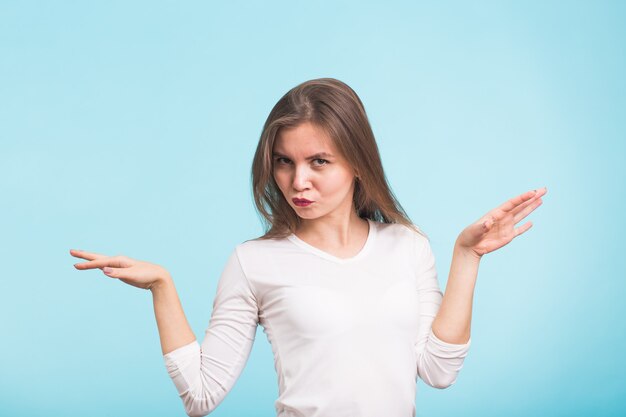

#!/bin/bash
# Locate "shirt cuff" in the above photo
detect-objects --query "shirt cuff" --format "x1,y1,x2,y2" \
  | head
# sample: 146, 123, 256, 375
163, 340, 198, 362
163, 340, 200, 395
428, 328, 471, 355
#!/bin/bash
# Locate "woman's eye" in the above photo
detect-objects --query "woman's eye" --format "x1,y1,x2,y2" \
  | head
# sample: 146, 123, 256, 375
273, 157, 327, 167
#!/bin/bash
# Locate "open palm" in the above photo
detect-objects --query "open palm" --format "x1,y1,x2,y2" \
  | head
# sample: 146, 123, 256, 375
456, 187, 547, 258
70, 249, 170, 290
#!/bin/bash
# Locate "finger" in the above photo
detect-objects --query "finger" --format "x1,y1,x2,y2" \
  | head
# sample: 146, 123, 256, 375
500, 187, 546, 213
509, 190, 542, 215
103, 266, 124, 278
514, 221, 533, 237
105, 269, 148, 290
70, 249, 108, 261
482, 215, 497, 230
499, 190, 537, 213
513, 198, 543, 224
74, 256, 130, 270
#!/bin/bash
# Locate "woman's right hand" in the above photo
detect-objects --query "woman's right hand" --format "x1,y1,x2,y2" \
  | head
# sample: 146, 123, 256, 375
70, 249, 171, 291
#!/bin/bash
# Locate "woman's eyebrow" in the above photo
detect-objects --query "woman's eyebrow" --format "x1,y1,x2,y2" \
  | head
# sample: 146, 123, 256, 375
272, 152, 334, 160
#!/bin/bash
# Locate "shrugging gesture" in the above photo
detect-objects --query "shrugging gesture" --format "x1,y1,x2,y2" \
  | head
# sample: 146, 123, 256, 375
455, 187, 548, 259
431, 186, 548, 345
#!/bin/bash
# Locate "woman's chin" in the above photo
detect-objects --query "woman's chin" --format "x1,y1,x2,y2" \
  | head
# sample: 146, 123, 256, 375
295, 213, 317, 220
293, 207, 321, 220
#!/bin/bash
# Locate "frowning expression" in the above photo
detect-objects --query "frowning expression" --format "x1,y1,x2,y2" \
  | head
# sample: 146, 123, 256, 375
272, 122, 357, 222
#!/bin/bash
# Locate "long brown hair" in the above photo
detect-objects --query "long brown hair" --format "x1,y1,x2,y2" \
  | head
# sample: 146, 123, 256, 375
251, 77, 426, 240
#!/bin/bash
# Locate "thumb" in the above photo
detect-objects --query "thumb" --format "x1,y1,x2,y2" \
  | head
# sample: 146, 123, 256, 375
482, 215, 496, 230
103, 267, 123, 278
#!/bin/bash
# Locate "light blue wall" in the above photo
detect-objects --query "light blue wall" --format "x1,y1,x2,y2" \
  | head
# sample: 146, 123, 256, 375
1, 1, 624, 416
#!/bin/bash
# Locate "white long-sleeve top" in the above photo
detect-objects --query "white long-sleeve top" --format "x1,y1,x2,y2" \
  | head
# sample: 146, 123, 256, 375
163, 219, 471, 417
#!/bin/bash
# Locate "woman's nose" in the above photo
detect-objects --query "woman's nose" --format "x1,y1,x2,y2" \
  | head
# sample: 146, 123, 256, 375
292, 166, 311, 190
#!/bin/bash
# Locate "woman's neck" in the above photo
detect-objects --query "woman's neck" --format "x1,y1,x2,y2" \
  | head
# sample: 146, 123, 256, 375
295, 210, 369, 255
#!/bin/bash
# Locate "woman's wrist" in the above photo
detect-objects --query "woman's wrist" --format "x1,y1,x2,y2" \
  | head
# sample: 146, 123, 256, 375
149, 273, 173, 294
454, 239, 483, 262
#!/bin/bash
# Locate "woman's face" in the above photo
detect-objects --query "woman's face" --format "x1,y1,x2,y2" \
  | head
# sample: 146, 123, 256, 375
272, 122, 357, 223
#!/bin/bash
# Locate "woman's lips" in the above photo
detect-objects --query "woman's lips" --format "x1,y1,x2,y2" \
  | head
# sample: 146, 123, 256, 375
292, 198, 313, 207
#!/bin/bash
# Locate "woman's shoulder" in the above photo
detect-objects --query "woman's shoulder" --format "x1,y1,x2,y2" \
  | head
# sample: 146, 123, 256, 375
374, 220, 429, 242
228, 235, 297, 278
373, 221, 432, 263
233, 234, 293, 258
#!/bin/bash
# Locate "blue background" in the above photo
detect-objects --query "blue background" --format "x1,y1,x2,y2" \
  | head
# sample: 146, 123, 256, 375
1, 1, 624, 416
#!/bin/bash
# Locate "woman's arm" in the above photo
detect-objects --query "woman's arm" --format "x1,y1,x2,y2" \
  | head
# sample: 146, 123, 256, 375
71, 248, 259, 416
71, 250, 197, 354
150, 277, 197, 355
431, 187, 547, 345
413, 234, 471, 389
162, 249, 259, 416
431, 244, 480, 344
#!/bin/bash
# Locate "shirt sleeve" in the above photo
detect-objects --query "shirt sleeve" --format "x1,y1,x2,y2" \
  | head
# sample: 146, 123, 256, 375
162, 248, 259, 417
413, 233, 471, 389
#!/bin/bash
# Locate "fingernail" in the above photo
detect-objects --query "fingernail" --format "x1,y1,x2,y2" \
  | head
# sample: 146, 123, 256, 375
103, 267, 112, 274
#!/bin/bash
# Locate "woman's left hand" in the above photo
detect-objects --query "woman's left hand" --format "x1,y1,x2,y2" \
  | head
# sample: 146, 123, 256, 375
456, 187, 548, 259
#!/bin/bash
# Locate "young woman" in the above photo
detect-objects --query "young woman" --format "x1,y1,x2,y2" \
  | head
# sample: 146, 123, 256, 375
71, 78, 547, 417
